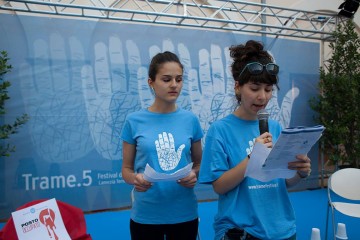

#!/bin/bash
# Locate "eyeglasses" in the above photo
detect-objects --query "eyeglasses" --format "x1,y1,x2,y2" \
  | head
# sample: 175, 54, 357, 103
238, 62, 279, 78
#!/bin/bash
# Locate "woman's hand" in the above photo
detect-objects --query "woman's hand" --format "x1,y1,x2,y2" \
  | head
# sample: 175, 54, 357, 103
177, 170, 197, 188
288, 154, 311, 178
134, 173, 152, 192
255, 132, 273, 148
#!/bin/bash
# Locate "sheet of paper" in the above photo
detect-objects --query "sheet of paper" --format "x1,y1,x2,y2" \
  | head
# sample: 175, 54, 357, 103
245, 125, 325, 182
143, 162, 193, 182
245, 142, 297, 182
11, 198, 71, 240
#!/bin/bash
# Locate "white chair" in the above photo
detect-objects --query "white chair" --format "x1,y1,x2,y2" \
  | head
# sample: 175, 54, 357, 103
325, 168, 360, 240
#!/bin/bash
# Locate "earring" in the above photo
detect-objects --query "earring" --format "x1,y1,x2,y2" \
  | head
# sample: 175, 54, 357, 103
150, 86, 156, 96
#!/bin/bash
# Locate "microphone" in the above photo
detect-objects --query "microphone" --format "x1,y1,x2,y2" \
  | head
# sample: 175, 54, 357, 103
257, 109, 269, 135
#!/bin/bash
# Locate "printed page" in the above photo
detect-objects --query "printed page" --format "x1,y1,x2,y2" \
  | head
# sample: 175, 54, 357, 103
245, 125, 325, 182
143, 162, 193, 182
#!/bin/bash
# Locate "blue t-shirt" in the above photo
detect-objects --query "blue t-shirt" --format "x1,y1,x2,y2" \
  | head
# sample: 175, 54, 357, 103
199, 114, 296, 240
121, 108, 203, 224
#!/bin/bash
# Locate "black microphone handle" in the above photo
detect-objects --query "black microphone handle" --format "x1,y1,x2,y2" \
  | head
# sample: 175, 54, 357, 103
259, 119, 269, 135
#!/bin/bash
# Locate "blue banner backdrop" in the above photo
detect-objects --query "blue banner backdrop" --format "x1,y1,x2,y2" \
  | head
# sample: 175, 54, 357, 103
0, 13, 320, 219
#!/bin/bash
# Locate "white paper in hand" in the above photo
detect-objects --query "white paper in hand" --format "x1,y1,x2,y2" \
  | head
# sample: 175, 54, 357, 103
262, 125, 324, 170
245, 125, 324, 182
143, 162, 193, 182
245, 142, 295, 182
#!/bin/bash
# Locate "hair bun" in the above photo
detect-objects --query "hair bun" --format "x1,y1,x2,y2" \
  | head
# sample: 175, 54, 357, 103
230, 40, 272, 63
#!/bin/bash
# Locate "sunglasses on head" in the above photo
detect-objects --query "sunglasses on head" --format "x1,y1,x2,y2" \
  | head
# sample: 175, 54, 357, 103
238, 62, 279, 79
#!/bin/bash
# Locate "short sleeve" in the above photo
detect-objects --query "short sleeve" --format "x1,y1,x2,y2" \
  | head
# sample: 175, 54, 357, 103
120, 117, 136, 144
199, 125, 229, 184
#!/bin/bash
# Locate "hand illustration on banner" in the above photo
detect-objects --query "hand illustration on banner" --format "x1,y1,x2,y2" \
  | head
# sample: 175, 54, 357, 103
81, 36, 152, 160
266, 51, 300, 128
80, 37, 299, 160
178, 44, 236, 137
266, 87, 300, 129
19, 33, 93, 163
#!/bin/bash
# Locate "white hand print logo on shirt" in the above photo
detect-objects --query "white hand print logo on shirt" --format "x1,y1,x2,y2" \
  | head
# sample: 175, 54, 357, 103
155, 132, 185, 171
246, 138, 256, 155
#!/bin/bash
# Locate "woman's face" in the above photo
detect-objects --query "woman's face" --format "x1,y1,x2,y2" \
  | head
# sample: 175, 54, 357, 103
236, 81, 273, 119
149, 62, 183, 104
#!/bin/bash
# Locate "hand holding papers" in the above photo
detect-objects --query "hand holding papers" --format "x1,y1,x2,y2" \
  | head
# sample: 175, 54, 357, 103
245, 125, 325, 182
143, 162, 193, 182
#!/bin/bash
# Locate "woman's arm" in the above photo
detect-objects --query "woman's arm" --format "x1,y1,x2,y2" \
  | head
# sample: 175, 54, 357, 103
121, 141, 152, 192
212, 156, 249, 195
121, 141, 137, 184
191, 140, 202, 177
212, 132, 273, 195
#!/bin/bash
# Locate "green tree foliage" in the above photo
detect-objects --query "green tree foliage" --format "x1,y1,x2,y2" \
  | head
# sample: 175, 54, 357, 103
0, 51, 29, 157
310, 19, 360, 168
